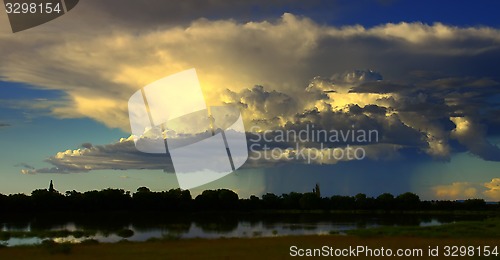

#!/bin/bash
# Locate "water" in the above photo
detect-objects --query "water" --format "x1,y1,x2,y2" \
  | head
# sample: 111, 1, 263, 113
0, 213, 487, 246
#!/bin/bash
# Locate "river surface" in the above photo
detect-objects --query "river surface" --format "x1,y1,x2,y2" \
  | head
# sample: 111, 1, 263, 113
0, 213, 487, 246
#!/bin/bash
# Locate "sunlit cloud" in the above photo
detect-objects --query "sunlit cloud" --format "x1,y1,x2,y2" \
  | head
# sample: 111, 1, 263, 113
432, 179, 500, 201
484, 178, 500, 201
2, 11, 500, 131
0, 4, 498, 181
432, 182, 479, 200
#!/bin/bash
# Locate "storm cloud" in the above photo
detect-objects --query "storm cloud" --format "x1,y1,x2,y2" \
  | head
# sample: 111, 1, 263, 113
0, 3, 498, 175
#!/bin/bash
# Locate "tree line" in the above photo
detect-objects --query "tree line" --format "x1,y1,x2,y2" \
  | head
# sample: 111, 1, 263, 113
0, 187, 498, 213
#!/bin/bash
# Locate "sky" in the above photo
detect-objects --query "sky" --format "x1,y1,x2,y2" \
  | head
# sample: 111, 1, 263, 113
0, 0, 500, 200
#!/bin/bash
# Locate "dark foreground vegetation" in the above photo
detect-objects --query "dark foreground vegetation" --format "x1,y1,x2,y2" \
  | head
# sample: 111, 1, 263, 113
0, 237, 498, 260
0, 187, 498, 213
0, 236, 497, 260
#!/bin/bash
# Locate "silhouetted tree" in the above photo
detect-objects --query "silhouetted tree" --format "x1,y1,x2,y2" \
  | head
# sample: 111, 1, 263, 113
313, 183, 321, 197
376, 193, 395, 210
354, 193, 368, 209
299, 192, 321, 210
330, 195, 355, 210
195, 189, 237, 210
396, 192, 421, 210
0, 187, 497, 213
463, 199, 486, 210
282, 192, 302, 209
217, 189, 238, 209
262, 193, 280, 209
31, 189, 65, 211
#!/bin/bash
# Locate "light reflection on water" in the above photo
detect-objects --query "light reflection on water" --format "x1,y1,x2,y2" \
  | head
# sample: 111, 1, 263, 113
1, 217, 449, 246
2, 212, 488, 247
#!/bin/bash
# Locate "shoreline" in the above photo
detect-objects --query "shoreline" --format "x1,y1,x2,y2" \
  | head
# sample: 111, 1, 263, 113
0, 235, 498, 259
0, 217, 498, 259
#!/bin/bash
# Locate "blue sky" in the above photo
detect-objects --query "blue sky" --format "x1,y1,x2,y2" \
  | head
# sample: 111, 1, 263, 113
325, 1, 500, 28
1, 1, 500, 200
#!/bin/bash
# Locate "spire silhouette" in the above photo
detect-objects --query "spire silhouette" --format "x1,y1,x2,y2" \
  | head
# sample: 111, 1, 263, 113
48, 180, 55, 193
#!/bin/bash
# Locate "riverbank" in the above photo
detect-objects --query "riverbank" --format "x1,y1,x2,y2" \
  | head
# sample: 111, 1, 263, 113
0, 217, 498, 259
0, 235, 497, 259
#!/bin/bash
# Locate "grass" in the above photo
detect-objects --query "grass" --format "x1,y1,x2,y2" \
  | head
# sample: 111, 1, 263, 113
0, 236, 498, 259
347, 217, 500, 238
40, 240, 72, 255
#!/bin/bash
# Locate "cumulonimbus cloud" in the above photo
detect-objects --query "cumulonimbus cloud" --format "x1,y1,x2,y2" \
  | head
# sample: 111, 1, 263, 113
2, 12, 500, 129
1, 7, 499, 174
22, 68, 500, 174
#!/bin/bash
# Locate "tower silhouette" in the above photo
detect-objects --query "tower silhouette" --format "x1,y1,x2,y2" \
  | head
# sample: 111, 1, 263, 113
48, 180, 55, 193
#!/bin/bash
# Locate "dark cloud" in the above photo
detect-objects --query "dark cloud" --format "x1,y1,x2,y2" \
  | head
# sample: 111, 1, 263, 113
350, 81, 408, 94
79, 0, 338, 29
81, 142, 93, 149
3, 14, 500, 130
4, 9, 499, 173
23, 64, 500, 175
15, 163, 34, 169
